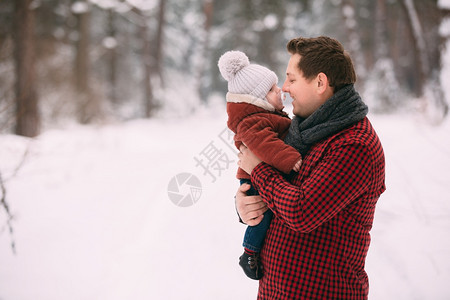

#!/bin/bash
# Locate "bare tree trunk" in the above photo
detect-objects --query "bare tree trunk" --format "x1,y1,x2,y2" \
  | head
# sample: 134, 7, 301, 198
443, 8, 450, 18
400, 0, 429, 93
197, 0, 213, 103
73, 1, 100, 123
258, 29, 275, 67
154, 0, 166, 87
106, 9, 118, 104
13, 0, 39, 137
135, 9, 154, 117
363, 0, 400, 112
400, 0, 448, 122
374, 0, 388, 60
75, 6, 89, 94
340, 0, 366, 83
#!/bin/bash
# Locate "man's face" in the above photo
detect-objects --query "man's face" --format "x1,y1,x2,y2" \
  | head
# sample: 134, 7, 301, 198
282, 54, 326, 118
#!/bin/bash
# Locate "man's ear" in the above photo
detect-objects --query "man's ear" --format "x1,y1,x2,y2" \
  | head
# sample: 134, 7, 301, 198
316, 72, 329, 94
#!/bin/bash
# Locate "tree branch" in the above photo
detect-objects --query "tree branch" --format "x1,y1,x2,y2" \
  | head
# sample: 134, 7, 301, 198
0, 170, 16, 254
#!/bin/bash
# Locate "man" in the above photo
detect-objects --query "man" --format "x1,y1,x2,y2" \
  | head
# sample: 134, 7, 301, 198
236, 36, 386, 299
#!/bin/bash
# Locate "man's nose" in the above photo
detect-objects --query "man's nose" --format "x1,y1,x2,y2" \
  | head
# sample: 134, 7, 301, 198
282, 80, 288, 92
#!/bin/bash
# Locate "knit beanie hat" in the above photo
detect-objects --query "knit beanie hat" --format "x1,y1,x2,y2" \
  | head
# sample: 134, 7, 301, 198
218, 51, 278, 100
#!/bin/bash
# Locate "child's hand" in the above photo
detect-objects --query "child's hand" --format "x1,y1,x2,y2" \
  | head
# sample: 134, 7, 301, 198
293, 159, 302, 172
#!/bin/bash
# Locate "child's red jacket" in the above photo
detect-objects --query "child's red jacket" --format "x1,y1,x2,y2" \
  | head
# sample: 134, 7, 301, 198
226, 93, 302, 179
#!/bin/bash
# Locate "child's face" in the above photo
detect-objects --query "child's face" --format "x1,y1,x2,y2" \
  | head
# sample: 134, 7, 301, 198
266, 84, 284, 111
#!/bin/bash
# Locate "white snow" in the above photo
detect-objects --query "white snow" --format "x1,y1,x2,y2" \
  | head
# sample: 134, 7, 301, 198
125, 0, 158, 11
0, 108, 450, 299
342, 4, 354, 18
71, 1, 90, 14
1, 10, 450, 298
263, 14, 279, 30
441, 18, 450, 37
438, 0, 450, 9
102, 36, 118, 49
89, 0, 119, 10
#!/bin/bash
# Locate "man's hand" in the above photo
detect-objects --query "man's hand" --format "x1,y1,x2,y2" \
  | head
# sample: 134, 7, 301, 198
238, 144, 262, 175
235, 183, 268, 226
293, 158, 302, 172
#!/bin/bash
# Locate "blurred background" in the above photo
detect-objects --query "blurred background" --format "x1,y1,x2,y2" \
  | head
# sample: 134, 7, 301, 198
1, 1, 450, 299
1, 0, 449, 137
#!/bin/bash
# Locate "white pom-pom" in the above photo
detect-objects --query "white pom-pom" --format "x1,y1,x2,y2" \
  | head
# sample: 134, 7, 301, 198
218, 51, 249, 81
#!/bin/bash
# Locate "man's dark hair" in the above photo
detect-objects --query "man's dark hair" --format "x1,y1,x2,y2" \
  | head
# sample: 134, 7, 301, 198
286, 36, 356, 92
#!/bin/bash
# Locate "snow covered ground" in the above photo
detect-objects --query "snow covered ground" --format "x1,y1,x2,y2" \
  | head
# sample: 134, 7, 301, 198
1, 27, 450, 298
0, 105, 450, 299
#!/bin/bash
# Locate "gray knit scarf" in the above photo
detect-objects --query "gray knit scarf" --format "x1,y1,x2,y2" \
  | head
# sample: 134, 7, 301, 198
284, 84, 368, 156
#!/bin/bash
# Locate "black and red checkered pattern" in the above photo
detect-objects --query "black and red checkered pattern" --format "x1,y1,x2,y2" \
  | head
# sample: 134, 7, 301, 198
251, 117, 386, 300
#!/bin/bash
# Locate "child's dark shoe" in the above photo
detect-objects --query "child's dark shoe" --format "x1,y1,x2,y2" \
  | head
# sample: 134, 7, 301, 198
239, 251, 263, 280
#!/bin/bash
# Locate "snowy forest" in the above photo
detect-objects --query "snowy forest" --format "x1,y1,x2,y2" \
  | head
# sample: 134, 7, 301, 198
1, 0, 450, 137
1, 1, 450, 299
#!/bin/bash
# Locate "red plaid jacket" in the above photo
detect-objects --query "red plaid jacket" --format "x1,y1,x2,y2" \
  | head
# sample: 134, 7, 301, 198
251, 117, 386, 300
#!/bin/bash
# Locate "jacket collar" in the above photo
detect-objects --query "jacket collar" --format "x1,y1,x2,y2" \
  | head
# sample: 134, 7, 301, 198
226, 92, 275, 112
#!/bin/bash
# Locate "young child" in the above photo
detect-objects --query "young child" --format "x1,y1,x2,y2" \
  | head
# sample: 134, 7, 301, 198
218, 51, 302, 280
